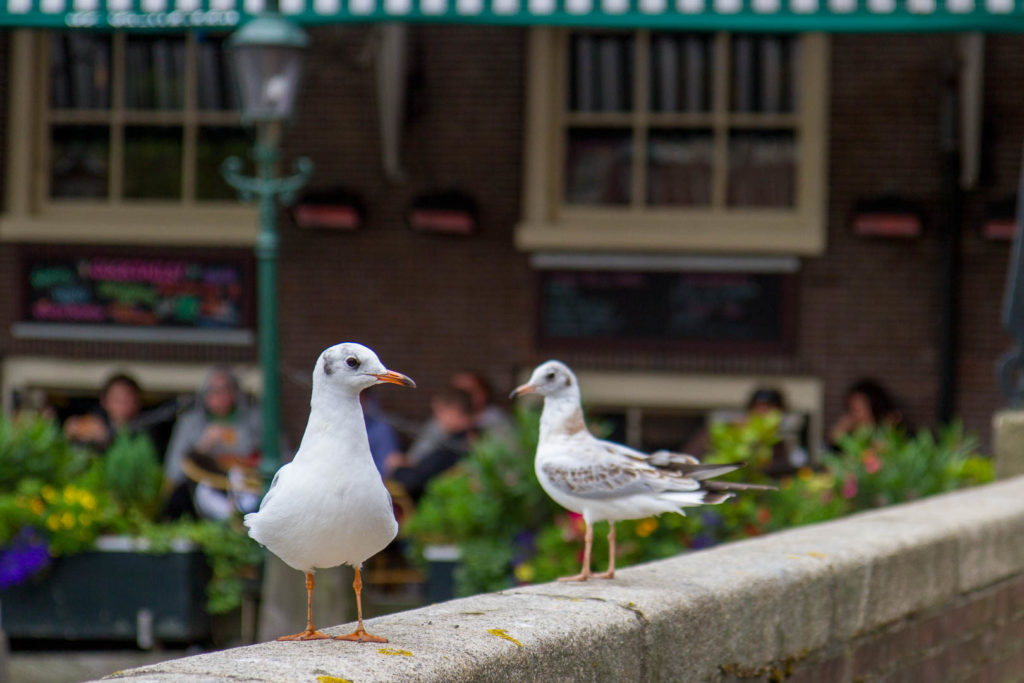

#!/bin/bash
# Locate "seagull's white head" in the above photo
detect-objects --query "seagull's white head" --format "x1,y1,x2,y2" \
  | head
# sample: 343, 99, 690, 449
313, 342, 416, 395
509, 360, 579, 401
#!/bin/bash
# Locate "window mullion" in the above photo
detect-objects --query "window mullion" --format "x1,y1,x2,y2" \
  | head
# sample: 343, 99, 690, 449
630, 30, 650, 211
35, 34, 52, 210
182, 33, 198, 205
711, 32, 730, 210
109, 34, 125, 203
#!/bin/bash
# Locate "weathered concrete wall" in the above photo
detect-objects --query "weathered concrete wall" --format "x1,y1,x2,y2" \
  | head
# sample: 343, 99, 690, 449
98, 476, 1024, 682
994, 410, 1024, 479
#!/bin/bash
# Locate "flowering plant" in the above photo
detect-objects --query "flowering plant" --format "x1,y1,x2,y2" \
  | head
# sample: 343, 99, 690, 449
0, 412, 260, 614
406, 408, 993, 598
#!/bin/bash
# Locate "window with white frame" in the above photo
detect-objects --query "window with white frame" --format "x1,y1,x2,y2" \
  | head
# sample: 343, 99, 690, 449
2, 30, 256, 245
518, 29, 828, 255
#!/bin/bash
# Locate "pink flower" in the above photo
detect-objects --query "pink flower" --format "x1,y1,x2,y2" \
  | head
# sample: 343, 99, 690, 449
863, 453, 881, 474
841, 474, 858, 499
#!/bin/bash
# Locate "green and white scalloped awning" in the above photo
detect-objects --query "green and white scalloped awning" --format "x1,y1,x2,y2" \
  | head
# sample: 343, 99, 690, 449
7, 0, 1024, 31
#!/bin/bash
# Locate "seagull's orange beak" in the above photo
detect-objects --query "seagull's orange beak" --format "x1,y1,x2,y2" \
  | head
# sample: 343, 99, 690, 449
373, 370, 416, 388
509, 383, 536, 400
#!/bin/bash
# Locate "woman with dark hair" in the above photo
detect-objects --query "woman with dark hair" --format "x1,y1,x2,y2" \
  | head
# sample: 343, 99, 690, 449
64, 373, 146, 451
828, 378, 908, 447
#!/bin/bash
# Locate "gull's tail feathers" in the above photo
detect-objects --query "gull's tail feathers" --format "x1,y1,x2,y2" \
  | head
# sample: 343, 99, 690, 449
649, 451, 745, 481
660, 489, 735, 508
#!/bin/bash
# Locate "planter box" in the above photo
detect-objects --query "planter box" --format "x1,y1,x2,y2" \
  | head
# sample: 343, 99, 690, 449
0, 536, 210, 645
423, 544, 461, 604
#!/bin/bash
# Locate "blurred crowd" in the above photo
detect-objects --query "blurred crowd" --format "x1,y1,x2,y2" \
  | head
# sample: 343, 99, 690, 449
35, 366, 517, 524
28, 364, 911, 523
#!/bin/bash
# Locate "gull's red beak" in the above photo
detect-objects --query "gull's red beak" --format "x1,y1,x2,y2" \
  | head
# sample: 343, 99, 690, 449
509, 383, 536, 400
373, 370, 416, 388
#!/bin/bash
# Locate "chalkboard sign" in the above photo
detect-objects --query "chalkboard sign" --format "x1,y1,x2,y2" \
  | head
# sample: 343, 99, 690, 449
23, 253, 253, 331
538, 269, 795, 351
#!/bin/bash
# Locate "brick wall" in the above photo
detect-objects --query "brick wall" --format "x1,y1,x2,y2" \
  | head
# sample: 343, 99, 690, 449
782, 573, 1024, 683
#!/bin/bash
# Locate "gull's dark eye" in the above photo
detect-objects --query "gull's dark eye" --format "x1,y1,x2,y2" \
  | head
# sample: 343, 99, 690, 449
346, 356, 360, 369
546, 371, 556, 381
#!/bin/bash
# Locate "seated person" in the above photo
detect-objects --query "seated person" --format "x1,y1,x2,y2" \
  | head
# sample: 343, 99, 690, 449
162, 366, 262, 521
387, 387, 475, 501
828, 378, 909, 448
64, 373, 146, 451
405, 370, 511, 466
362, 390, 401, 475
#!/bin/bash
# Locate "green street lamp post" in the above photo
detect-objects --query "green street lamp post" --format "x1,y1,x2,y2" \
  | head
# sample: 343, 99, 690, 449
222, 14, 313, 482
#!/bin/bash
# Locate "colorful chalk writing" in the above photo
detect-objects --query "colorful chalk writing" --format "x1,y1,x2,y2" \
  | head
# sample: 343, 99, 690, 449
24, 254, 251, 330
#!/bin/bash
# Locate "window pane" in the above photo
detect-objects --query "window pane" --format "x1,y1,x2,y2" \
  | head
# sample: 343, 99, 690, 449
50, 125, 109, 198
646, 130, 712, 207
197, 35, 239, 112
196, 127, 250, 200
50, 34, 111, 110
569, 34, 634, 113
124, 127, 183, 199
565, 128, 632, 205
731, 35, 798, 114
125, 36, 186, 110
649, 34, 712, 113
727, 131, 796, 208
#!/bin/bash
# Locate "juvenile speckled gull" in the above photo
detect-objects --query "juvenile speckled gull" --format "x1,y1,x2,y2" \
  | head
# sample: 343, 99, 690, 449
244, 342, 415, 641
511, 360, 773, 581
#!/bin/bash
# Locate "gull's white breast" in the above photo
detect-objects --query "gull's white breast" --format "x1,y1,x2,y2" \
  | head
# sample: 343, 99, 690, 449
246, 447, 397, 572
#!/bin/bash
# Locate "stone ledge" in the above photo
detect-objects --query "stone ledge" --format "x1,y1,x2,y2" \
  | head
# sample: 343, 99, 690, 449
96, 476, 1024, 683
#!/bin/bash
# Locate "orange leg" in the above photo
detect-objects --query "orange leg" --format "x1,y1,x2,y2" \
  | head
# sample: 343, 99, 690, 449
335, 568, 387, 643
277, 572, 331, 641
594, 523, 616, 579
558, 521, 593, 582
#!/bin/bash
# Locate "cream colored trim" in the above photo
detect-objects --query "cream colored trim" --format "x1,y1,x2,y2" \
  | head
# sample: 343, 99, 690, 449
0, 203, 258, 245
573, 369, 823, 457
518, 30, 830, 255
1, 356, 263, 413
517, 211, 824, 254
6, 32, 36, 219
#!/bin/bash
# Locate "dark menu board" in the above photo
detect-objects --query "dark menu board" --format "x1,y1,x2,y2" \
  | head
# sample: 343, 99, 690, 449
24, 253, 253, 330
539, 269, 794, 350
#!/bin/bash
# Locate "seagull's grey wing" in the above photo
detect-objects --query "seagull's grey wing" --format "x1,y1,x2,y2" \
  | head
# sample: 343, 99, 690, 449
601, 440, 743, 480
257, 462, 291, 511
541, 461, 653, 498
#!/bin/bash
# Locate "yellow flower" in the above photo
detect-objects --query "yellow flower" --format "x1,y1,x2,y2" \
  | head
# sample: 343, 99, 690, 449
797, 467, 814, 481
80, 492, 97, 511
635, 518, 659, 538
513, 563, 536, 582
62, 487, 78, 504
61, 511, 75, 529
29, 498, 45, 515
41, 485, 57, 502
46, 515, 60, 531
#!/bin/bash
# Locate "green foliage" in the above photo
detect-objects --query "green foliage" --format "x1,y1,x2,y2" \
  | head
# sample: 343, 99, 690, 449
405, 408, 994, 598
823, 422, 993, 509
102, 431, 163, 516
138, 519, 263, 614
405, 410, 562, 595
0, 413, 89, 490
0, 412, 260, 614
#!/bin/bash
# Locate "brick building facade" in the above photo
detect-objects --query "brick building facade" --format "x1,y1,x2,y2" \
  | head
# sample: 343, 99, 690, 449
0, 26, 1016, 454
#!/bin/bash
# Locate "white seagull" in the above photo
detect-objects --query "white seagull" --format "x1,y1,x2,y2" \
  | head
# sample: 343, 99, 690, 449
245, 342, 415, 642
511, 360, 773, 581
